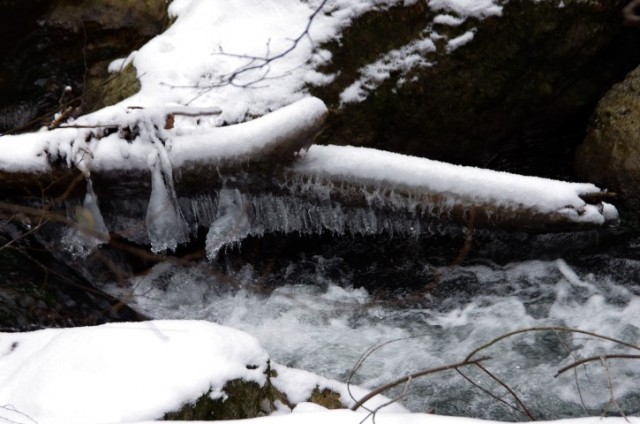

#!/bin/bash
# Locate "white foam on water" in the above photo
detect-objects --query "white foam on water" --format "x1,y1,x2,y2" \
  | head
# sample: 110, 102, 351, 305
113, 257, 640, 420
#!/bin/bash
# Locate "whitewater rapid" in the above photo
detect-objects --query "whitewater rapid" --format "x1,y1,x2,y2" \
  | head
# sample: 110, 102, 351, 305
105, 253, 640, 420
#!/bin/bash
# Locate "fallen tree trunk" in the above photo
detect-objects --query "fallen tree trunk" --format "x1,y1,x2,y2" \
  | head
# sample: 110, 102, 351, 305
0, 97, 620, 257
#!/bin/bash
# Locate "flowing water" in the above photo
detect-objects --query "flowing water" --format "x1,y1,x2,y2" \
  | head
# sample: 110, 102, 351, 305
100, 230, 640, 421
42, 171, 640, 420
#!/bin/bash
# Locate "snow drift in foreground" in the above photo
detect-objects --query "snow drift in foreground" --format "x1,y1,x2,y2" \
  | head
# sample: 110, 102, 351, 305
0, 321, 636, 424
0, 321, 403, 424
127, 413, 638, 424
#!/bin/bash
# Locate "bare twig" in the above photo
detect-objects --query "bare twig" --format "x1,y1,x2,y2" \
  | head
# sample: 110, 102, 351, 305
600, 356, 629, 421
554, 354, 640, 377
474, 362, 535, 420
455, 368, 522, 415
359, 377, 413, 424
183, 0, 330, 104
350, 356, 491, 411
346, 335, 428, 409
552, 329, 590, 414
466, 327, 640, 363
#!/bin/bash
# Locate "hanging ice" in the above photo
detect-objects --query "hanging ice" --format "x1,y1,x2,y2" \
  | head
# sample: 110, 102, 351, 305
146, 152, 189, 253
205, 189, 251, 260
61, 178, 110, 258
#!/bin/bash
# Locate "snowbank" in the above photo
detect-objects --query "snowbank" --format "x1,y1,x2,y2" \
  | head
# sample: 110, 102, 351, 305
1, 321, 635, 424
125, 413, 638, 424
0, 321, 404, 424
0, 321, 268, 424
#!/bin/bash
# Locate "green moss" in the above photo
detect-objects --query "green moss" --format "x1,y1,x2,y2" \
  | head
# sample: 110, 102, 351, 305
164, 379, 273, 421
308, 387, 345, 410
163, 361, 295, 421
312, 1, 433, 105
47, 0, 169, 32
311, 0, 638, 171
83, 63, 141, 113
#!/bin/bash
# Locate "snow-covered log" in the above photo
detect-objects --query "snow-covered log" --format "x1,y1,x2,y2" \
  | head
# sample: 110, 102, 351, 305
0, 97, 328, 198
286, 145, 619, 232
0, 96, 619, 258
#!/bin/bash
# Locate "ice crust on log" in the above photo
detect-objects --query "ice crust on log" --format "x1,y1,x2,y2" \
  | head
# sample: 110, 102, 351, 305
0, 97, 618, 257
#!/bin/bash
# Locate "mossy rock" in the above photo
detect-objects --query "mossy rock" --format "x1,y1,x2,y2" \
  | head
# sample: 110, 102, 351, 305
163, 363, 291, 421
45, 0, 168, 34
308, 387, 345, 410
83, 62, 141, 112
0, 0, 168, 132
164, 379, 276, 421
311, 0, 640, 176
576, 64, 640, 207
163, 369, 349, 420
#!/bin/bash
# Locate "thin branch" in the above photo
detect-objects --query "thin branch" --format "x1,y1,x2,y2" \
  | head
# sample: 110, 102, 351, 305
456, 368, 522, 415
346, 335, 428, 409
466, 327, 640, 362
350, 356, 491, 412
474, 362, 535, 420
552, 329, 590, 415
359, 377, 413, 424
600, 356, 629, 422
184, 0, 330, 104
554, 354, 640, 377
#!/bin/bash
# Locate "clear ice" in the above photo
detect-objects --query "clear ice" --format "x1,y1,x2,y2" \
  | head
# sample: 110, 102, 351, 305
62, 177, 110, 258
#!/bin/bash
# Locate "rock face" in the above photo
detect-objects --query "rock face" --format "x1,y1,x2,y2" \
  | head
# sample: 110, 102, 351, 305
164, 379, 277, 420
0, 0, 167, 133
576, 65, 640, 208
0, 231, 144, 331
312, 0, 640, 177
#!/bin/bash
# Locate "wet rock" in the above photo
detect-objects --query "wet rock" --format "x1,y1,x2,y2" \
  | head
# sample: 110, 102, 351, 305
163, 363, 296, 420
575, 65, 640, 208
308, 387, 345, 410
312, 0, 640, 177
163, 365, 351, 420
163, 379, 276, 420
0, 230, 144, 332
0, 0, 168, 133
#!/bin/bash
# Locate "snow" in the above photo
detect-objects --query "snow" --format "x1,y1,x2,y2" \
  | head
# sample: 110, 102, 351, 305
433, 14, 466, 26
428, 0, 503, 18
0, 321, 404, 424
0, 97, 328, 174
126, 413, 638, 424
0, 0, 506, 172
0, 321, 637, 424
447, 30, 476, 52
339, 39, 436, 104
0, 321, 269, 424
0, 1, 629, 422
293, 145, 617, 224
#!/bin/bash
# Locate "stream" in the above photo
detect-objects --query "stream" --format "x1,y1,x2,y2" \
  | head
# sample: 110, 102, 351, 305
98, 228, 640, 421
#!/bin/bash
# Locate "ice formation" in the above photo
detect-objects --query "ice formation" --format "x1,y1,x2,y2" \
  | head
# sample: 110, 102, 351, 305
61, 178, 110, 258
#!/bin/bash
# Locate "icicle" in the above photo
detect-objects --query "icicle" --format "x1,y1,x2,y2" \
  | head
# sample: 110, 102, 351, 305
146, 152, 189, 253
61, 177, 110, 258
205, 189, 251, 260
